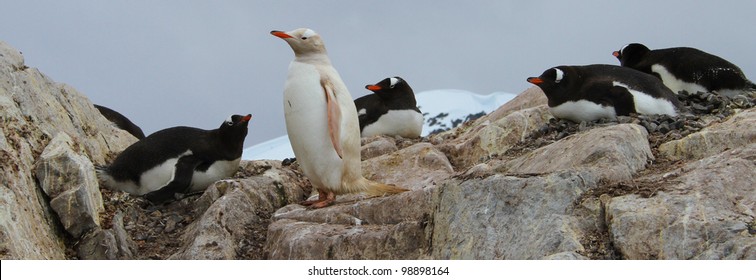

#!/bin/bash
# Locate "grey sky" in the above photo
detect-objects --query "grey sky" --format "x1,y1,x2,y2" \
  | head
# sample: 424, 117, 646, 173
2, 1, 754, 148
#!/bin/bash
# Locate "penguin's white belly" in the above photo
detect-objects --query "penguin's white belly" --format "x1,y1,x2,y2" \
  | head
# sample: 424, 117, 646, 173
188, 157, 241, 192
283, 62, 345, 190
361, 110, 423, 138
613, 81, 677, 116
136, 151, 192, 195
134, 151, 239, 195
549, 100, 617, 122
651, 64, 707, 95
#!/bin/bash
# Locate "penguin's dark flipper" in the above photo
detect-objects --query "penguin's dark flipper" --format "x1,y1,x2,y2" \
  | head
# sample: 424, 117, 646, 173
143, 155, 201, 204
607, 86, 637, 116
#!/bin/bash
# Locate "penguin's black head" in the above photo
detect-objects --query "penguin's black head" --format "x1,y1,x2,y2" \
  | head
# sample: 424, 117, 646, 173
219, 114, 251, 139
365, 77, 410, 93
527, 67, 572, 104
613, 43, 650, 67
365, 77, 416, 104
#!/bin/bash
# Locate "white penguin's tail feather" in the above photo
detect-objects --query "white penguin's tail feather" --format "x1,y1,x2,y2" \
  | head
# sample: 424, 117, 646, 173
358, 178, 409, 197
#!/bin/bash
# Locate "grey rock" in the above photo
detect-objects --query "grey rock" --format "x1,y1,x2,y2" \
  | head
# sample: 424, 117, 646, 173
659, 108, 756, 161
362, 142, 454, 190
34, 133, 104, 238
605, 144, 756, 259
266, 188, 433, 259
543, 251, 590, 260
499, 124, 652, 183
361, 136, 398, 160
77, 211, 134, 260
169, 160, 310, 259
1, 41, 135, 259
432, 172, 599, 259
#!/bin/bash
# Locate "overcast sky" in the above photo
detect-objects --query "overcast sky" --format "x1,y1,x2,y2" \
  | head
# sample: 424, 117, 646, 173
2, 1, 754, 148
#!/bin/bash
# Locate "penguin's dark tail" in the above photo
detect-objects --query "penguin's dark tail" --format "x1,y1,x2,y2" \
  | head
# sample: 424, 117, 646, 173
746, 81, 756, 98
94, 165, 109, 174
94, 165, 111, 184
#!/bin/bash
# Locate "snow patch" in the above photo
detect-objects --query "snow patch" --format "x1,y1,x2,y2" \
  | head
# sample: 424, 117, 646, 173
242, 89, 516, 160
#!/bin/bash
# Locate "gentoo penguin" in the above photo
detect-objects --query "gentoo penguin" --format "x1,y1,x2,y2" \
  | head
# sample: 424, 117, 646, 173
94, 104, 146, 139
98, 114, 251, 203
613, 43, 755, 97
355, 76, 423, 138
271, 28, 407, 208
526, 64, 682, 122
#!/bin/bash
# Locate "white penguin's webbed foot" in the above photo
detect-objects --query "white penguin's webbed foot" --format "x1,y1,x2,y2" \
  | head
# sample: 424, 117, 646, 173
300, 189, 336, 209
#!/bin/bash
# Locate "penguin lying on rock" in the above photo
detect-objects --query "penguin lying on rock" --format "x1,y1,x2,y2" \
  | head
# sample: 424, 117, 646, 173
97, 114, 251, 203
613, 43, 755, 97
355, 76, 423, 138
527, 64, 682, 122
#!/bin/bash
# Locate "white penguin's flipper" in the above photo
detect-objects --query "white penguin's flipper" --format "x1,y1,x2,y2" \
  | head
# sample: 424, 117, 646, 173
322, 79, 343, 159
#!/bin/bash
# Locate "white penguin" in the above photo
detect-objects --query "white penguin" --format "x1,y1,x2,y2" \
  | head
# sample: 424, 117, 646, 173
271, 28, 407, 208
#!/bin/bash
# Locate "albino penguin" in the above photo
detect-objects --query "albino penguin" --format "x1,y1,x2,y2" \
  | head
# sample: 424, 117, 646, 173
271, 28, 407, 208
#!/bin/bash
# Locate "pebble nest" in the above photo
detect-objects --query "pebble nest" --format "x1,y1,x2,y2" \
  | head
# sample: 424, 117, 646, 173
523, 90, 755, 151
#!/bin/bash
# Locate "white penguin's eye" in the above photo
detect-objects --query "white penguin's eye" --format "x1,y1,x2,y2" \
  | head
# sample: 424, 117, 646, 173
554, 68, 564, 83
301, 37, 308, 40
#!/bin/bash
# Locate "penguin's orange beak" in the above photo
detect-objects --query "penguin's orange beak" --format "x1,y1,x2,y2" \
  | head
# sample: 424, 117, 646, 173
527, 77, 543, 85
270, 31, 292, 39
612, 51, 621, 58
242, 114, 252, 122
366, 85, 382, 91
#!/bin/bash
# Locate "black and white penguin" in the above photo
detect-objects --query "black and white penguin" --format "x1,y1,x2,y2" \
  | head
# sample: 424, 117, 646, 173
355, 76, 423, 138
94, 104, 146, 139
97, 114, 251, 203
527, 64, 682, 122
613, 43, 755, 97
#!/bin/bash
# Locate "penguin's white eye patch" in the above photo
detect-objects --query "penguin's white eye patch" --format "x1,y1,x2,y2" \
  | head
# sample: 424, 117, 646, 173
554, 68, 564, 83
225, 115, 234, 125
389, 77, 400, 88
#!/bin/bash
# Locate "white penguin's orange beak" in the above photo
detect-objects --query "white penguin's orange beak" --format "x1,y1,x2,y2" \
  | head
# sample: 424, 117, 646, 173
270, 30, 292, 39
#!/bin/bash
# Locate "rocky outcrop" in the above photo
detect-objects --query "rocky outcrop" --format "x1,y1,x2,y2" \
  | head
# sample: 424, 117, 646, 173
169, 160, 310, 259
266, 188, 432, 259
1, 41, 135, 259
432, 87, 551, 168
1, 40, 753, 260
658, 108, 756, 160
605, 144, 756, 259
498, 124, 652, 183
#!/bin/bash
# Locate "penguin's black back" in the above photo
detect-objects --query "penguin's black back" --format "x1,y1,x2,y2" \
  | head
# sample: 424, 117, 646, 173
355, 94, 388, 131
618, 44, 751, 91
